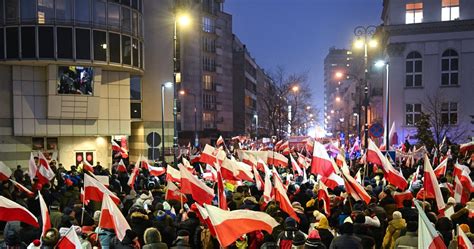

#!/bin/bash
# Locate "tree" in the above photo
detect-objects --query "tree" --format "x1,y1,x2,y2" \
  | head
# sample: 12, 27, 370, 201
414, 112, 435, 150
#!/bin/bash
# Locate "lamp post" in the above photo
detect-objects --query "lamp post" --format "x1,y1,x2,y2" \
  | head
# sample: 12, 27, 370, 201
375, 60, 390, 151
254, 114, 259, 139
353, 25, 377, 150
161, 82, 173, 163
179, 90, 198, 147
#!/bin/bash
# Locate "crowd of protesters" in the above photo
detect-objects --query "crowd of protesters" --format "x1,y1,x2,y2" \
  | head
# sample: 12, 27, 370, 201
0, 138, 474, 249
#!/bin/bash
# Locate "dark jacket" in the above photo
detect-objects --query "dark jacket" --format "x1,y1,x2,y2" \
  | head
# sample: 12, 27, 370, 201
109, 236, 136, 249
316, 228, 334, 249
129, 211, 153, 246
329, 234, 363, 249
277, 228, 307, 247
170, 238, 192, 249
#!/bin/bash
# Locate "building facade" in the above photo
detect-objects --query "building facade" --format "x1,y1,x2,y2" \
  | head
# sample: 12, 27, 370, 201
382, 0, 474, 144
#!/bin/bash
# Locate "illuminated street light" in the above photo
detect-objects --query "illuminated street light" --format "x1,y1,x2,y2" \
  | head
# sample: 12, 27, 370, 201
354, 38, 364, 49
369, 39, 378, 48
292, 85, 299, 93
177, 13, 191, 27
335, 96, 341, 102
335, 71, 344, 79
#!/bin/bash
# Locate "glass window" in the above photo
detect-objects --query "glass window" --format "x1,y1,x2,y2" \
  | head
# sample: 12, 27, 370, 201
132, 38, 138, 67
75, 0, 90, 24
441, 49, 459, 86
57, 66, 94, 95
57, 27, 72, 58
21, 27, 35, 58
138, 14, 142, 37
130, 102, 141, 119
6, 27, 18, 58
5, 0, 18, 24
0, 0, 4, 24
130, 76, 141, 100
202, 16, 214, 33
56, 0, 73, 23
0, 28, 3, 59
122, 35, 131, 65
442, 0, 459, 21
132, 10, 138, 35
20, 0, 35, 23
122, 0, 130, 6
121, 6, 130, 32
203, 75, 213, 90
76, 28, 91, 60
405, 103, 422, 126
139, 41, 143, 68
202, 56, 215, 72
109, 32, 120, 63
37, 0, 54, 24
93, 0, 106, 26
39, 27, 54, 58
406, 51, 422, 87
441, 102, 458, 125
93, 30, 106, 61
108, 3, 120, 29
405, 3, 423, 24
131, 0, 138, 9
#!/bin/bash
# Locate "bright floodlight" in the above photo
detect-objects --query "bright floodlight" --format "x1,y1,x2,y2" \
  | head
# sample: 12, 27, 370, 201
177, 14, 191, 27
336, 96, 341, 102
292, 85, 299, 92
375, 60, 386, 68
179, 90, 186, 95
163, 82, 173, 88
354, 39, 364, 49
335, 71, 344, 79
369, 39, 378, 48
353, 113, 359, 116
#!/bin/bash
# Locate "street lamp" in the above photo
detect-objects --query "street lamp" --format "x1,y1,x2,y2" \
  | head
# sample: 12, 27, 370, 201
353, 25, 377, 150
161, 82, 173, 163
179, 90, 198, 147
375, 60, 390, 151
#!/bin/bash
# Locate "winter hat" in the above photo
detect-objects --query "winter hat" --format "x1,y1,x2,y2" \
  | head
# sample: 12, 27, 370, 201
447, 197, 456, 205
163, 201, 171, 211
285, 217, 297, 228
292, 202, 304, 214
392, 211, 402, 220
26, 239, 41, 249
316, 216, 330, 230
177, 229, 190, 237
42, 228, 60, 245
460, 224, 470, 233
313, 210, 325, 221
93, 211, 101, 222
307, 230, 321, 239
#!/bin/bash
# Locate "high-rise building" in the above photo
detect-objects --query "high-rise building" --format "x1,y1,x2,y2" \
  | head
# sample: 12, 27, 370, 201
382, 0, 474, 144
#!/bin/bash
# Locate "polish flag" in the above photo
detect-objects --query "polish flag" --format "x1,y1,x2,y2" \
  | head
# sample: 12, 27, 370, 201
220, 158, 240, 181
423, 154, 446, 211
367, 140, 408, 190
273, 172, 299, 222
318, 181, 331, 215
341, 169, 371, 204
433, 157, 448, 178
202, 164, 217, 182
37, 152, 55, 185
281, 146, 290, 156
9, 179, 34, 196
253, 164, 264, 191
38, 192, 51, 237
80, 188, 90, 206
453, 162, 470, 181
458, 224, 473, 249
82, 160, 94, 173
267, 152, 288, 167
205, 204, 279, 247
216, 136, 225, 147
460, 141, 474, 155
166, 165, 181, 183
165, 181, 187, 203
111, 140, 127, 154
136, 155, 149, 170
83, 174, 120, 205
241, 152, 257, 168
454, 175, 470, 206
311, 142, 337, 177
28, 153, 37, 181
0, 162, 12, 181
179, 164, 215, 205
148, 165, 166, 177
410, 165, 420, 189
234, 161, 254, 182
127, 163, 139, 188
415, 201, 447, 249
459, 168, 474, 193
335, 152, 345, 168
290, 155, 303, 176
297, 153, 309, 169
201, 144, 218, 166
263, 169, 273, 204
278, 141, 289, 152
0, 196, 38, 227
216, 164, 228, 210
98, 194, 131, 241
393, 191, 414, 208
56, 226, 82, 249
195, 203, 217, 236
320, 172, 344, 190
190, 154, 201, 165
116, 159, 127, 173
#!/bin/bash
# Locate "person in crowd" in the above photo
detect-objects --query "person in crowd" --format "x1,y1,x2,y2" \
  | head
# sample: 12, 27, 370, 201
329, 222, 362, 249
277, 217, 307, 248
304, 230, 327, 249
382, 211, 406, 249
393, 221, 418, 249
143, 227, 168, 249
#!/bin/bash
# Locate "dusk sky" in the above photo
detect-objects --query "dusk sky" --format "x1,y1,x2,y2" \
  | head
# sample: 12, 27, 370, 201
225, 0, 382, 124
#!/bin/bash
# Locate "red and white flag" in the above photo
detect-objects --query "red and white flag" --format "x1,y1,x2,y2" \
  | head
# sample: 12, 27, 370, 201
290, 155, 303, 176
38, 192, 51, 237
311, 142, 336, 177
84, 174, 120, 205
0, 162, 12, 181
267, 151, 288, 167
111, 140, 128, 155
423, 154, 446, 211
263, 168, 273, 204
415, 201, 447, 249
56, 226, 82, 249
460, 141, 474, 155
205, 204, 279, 247
165, 181, 187, 202
37, 152, 55, 185
318, 181, 331, 215
453, 162, 470, 180
201, 144, 218, 166
9, 179, 34, 196
99, 194, 131, 241
433, 157, 448, 178
393, 191, 414, 208
458, 224, 473, 249
179, 164, 215, 205
116, 159, 127, 173
454, 175, 470, 205
278, 141, 289, 152
241, 152, 257, 169
28, 153, 37, 181
367, 140, 408, 190
82, 160, 94, 173
342, 168, 371, 204
166, 165, 181, 183
195, 203, 216, 236
297, 153, 309, 169
410, 165, 420, 189
253, 165, 264, 191
320, 172, 344, 190
0, 196, 38, 227
459, 168, 474, 193
148, 165, 166, 177
127, 163, 139, 188
216, 164, 228, 210
273, 173, 299, 222
80, 187, 90, 206
216, 136, 225, 147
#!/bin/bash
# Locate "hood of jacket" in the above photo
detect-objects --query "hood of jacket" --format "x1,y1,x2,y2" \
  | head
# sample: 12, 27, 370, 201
389, 218, 407, 230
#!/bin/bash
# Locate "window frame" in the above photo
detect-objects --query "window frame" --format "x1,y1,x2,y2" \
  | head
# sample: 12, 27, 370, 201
405, 2, 423, 24
405, 103, 422, 126
442, 0, 460, 21
441, 49, 459, 86
405, 51, 423, 87
441, 102, 458, 125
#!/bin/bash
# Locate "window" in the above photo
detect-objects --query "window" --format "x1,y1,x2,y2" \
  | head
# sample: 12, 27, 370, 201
130, 103, 141, 119
76, 28, 91, 60
131, 0, 138, 9
39, 27, 54, 58
21, 27, 35, 58
132, 38, 138, 67
203, 113, 215, 128
37, 0, 54, 24
406, 51, 422, 87
441, 49, 458, 86
0, 28, 4, 59
202, 16, 214, 33
442, 0, 459, 21
93, 0, 106, 26
57, 27, 73, 58
441, 102, 458, 125
93, 30, 106, 61
203, 93, 216, 110
109, 32, 120, 63
57, 66, 94, 95
75, 0, 90, 23
203, 56, 215, 72
406, 3, 423, 24
132, 10, 138, 35
5, 0, 19, 24
20, 0, 35, 23
0, 0, 4, 24
203, 36, 215, 52
5, 27, 18, 58
203, 75, 213, 90
139, 42, 143, 68
121, 6, 131, 32
56, 0, 73, 23
108, 3, 120, 29
122, 35, 131, 65
405, 103, 422, 126
130, 76, 141, 100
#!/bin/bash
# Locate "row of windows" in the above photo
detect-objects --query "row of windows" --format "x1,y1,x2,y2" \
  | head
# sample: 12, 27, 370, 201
405, 0, 459, 24
202, 36, 215, 53
0, 26, 143, 69
203, 93, 216, 110
405, 102, 457, 126
0, 0, 143, 37
405, 50, 458, 87
203, 56, 215, 72
203, 74, 214, 90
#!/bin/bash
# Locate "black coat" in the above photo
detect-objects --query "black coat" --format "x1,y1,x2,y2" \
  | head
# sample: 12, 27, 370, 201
109, 236, 136, 249
317, 228, 334, 248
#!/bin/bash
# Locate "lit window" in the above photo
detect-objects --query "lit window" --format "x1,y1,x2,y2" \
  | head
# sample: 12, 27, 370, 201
441, 49, 458, 86
203, 75, 213, 90
405, 51, 422, 87
202, 16, 214, 33
441, 102, 457, 125
406, 3, 423, 24
442, 0, 459, 21
405, 104, 422, 125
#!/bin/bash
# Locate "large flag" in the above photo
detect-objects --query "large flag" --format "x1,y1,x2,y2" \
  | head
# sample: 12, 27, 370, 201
321, 172, 344, 190
367, 140, 408, 190
38, 192, 51, 237
415, 201, 447, 249
148, 165, 166, 177
311, 142, 336, 177
290, 155, 303, 176
433, 157, 448, 178
216, 136, 225, 147
0, 196, 39, 227
460, 141, 474, 155
127, 163, 139, 188
267, 151, 288, 167
99, 194, 131, 241
252, 164, 264, 191
216, 164, 228, 210
273, 173, 299, 222
341, 169, 371, 204
56, 226, 82, 249
0, 161, 12, 181
116, 159, 127, 173
423, 154, 446, 211
165, 181, 187, 202
179, 164, 215, 205
201, 144, 218, 166
318, 181, 331, 215
195, 203, 216, 236
166, 165, 181, 183
9, 179, 34, 196
205, 204, 279, 247
111, 140, 128, 157
458, 224, 473, 249
82, 160, 94, 173
37, 151, 55, 184
28, 153, 37, 181
83, 174, 120, 205
263, 168, 273, 204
